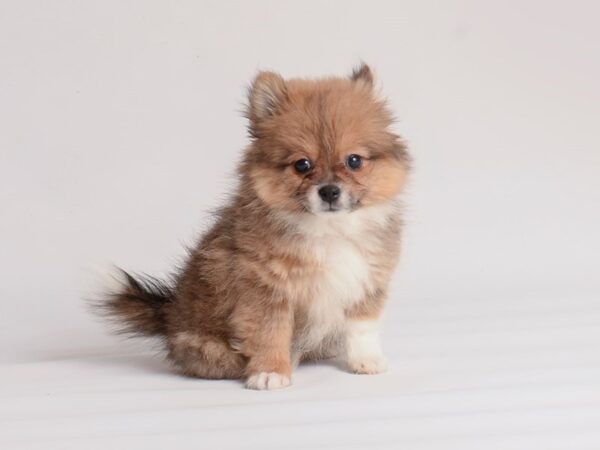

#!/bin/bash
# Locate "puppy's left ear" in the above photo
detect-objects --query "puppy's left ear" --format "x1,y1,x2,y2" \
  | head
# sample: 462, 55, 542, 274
248, 71, 288, 124
349, 63, 374, 87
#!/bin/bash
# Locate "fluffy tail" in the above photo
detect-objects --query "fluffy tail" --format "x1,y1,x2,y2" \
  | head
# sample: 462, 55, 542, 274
95, 269, 173, 337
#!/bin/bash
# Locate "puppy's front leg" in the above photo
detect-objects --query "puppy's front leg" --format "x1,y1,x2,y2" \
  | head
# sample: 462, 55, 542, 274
344, 299, 388, 375
233, 299, 293, 390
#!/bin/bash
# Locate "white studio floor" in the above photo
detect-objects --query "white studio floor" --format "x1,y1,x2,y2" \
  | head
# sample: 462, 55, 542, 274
3, 291, 600, 450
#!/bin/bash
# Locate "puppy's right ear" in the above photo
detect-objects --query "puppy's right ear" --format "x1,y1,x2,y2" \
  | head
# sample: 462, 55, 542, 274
247, 71, 287, 130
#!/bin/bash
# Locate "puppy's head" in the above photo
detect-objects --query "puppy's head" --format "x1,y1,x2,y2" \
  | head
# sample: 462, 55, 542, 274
242, 64, 409, 215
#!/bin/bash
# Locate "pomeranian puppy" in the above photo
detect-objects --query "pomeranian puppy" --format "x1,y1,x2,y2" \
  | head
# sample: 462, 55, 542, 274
99, 64, 410, 390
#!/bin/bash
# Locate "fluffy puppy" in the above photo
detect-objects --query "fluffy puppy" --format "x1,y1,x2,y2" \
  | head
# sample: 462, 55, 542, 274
99, 64, 410, 390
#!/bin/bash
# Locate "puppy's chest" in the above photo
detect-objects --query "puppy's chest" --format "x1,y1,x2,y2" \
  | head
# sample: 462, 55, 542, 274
287, 234, 377, 350
306, 236, 373, 306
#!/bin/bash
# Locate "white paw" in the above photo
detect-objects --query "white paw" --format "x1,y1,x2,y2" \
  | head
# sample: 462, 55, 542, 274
347, 355, 388, 375
245, 372, 291, 390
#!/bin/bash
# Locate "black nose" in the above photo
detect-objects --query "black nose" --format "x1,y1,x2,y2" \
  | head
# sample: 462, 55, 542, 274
318, 185, 341, 203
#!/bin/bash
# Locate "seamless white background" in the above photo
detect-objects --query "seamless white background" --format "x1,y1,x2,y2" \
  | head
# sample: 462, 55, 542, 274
1, 1, 599, 449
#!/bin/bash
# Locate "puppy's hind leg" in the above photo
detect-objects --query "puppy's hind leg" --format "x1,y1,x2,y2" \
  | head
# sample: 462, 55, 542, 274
168, 332, 246, 379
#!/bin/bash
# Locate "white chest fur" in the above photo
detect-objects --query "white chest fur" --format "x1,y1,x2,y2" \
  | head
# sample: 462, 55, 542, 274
298, 234, 373, 352
277, 202, 396, 354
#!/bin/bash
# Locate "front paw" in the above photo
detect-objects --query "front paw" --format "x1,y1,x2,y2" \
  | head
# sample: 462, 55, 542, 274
347, 355, 388, 375
245, 372, 291, 390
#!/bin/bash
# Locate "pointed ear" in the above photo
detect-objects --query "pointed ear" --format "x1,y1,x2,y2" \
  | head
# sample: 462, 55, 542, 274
248, 71, 287, 123
349, 63, 374, 86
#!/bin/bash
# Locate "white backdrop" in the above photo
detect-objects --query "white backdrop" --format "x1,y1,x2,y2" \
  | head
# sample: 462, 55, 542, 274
1, 1, 599, 448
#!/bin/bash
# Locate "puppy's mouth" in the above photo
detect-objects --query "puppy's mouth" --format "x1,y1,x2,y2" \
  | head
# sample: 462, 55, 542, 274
322, 203, 344, 213
306, 201, 354, 215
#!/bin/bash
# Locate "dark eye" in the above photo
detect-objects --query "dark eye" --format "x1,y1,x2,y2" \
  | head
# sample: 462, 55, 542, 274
346, 154, 363, 170
294, 158, 312, 174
